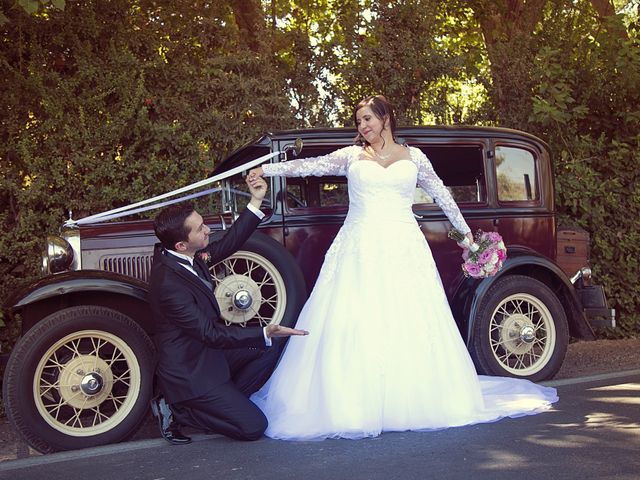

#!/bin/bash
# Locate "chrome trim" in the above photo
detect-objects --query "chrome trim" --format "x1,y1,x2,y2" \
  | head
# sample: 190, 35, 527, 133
101, 253, 154, 282
81, 246, 155, 281
570, 266, 592, 285
61, 226, 81, 270
43, 235, 74, 274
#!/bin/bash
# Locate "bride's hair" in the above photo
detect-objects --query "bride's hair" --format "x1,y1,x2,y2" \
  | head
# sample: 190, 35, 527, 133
353, 95, 397, 147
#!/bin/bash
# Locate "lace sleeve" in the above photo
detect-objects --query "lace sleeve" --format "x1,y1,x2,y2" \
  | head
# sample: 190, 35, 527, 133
262, 146, 355, 178
411, 147, 471, 234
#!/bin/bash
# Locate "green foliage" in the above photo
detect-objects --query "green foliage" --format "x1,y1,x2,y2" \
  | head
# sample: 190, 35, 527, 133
0, 0, 65, 24
528, 6, 640, 336
0, 1, 294, 352
1, 0, 639, 344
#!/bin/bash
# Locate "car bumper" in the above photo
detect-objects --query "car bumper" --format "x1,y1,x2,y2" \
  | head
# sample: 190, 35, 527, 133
578, 284, 616, 328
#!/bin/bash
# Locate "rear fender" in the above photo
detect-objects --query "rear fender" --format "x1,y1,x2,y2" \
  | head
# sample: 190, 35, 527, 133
450, 248, 595, 345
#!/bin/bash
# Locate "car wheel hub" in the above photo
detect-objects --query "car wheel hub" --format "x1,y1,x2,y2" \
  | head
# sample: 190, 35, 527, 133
233, 289, 253, 310
500, 314, 536, 355
80, 372, 105, 396
520, 325, 536, 343
58, 355, 113, 408
215, 274, 263, 325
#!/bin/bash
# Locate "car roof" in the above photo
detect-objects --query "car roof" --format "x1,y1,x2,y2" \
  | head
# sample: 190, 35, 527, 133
213, 126, 549, 176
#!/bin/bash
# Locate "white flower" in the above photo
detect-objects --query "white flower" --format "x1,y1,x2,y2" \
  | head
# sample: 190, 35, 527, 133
484, 260, 497, 272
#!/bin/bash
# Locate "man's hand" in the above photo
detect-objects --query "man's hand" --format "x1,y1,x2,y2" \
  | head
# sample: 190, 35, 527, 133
246, 175, 267, 208
248, 167, 264, 181
265, 324, 309, 338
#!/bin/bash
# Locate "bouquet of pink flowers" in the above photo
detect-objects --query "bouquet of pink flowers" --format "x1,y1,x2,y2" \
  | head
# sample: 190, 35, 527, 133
448, 229, 507, 278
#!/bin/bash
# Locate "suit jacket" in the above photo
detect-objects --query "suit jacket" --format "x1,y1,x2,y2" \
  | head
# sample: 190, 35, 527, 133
149, 208, 266, 404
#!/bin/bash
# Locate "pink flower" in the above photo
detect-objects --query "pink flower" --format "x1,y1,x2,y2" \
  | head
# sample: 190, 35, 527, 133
198, 252, 211, 263
463, 262, 482, 277
479, 249, 494, 264
487, 231, 502, 243
454, 229, 506, 278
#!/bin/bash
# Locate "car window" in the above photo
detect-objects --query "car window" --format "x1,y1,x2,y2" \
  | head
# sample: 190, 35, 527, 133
495, 146, 538, 202
318, 179, 348, 206
285, 143, 487, 210
285, 145, 349, 209
202, 175, 272, 214
413, 144, 486, 206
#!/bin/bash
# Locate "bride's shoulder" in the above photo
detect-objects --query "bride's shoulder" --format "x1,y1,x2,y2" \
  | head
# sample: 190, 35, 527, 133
405, 145, 426, 161
332, 144, 363, 159
345, 144, 364, 154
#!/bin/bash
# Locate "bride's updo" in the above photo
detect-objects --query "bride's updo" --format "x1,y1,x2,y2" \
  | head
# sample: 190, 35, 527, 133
353, 95, 397, 147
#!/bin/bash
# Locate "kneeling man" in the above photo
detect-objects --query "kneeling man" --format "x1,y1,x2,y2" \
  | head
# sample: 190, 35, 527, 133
149, 175, 307, 444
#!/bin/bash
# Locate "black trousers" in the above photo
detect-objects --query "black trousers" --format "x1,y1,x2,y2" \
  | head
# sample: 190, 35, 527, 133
171, 343, 282, 441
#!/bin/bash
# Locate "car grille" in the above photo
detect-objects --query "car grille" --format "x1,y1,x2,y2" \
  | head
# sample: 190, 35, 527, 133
102, 254, 153, 282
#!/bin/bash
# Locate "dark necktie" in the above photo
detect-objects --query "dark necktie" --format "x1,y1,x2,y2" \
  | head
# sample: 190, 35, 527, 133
167, 251, 213, 290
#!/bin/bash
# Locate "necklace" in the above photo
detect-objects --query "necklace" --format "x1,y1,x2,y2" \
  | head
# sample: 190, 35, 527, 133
371, 147, 391, 161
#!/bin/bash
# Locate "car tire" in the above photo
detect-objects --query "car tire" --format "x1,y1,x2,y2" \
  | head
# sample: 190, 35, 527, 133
470, 274, 569, 382
2, 306, 155, 453
210, 232, 307, 329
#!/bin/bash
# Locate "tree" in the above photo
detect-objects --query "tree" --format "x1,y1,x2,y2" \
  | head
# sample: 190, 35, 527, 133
0, 1, 294, 338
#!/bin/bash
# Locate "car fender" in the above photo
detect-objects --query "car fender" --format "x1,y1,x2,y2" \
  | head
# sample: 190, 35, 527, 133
4, 270, 150, 334
6, 270, 149, 310
450, 247, 593, 346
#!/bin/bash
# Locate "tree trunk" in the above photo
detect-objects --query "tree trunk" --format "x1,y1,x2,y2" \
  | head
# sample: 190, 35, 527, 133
590, 0, 615, 18
229, 0, 268, 53
471, 0, 546, 128
589, 0, 627, 39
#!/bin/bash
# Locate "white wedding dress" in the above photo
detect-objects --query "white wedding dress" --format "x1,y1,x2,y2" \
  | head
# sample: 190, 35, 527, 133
251, 145, 558, 440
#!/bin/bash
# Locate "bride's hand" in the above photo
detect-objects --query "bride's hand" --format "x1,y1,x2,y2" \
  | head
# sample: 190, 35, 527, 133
457, 232, 475, 250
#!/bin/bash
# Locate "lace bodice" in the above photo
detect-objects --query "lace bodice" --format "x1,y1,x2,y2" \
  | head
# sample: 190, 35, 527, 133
262, 145, 470, 234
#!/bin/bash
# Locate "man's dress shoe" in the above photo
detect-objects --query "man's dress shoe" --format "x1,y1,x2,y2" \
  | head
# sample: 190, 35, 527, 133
150, 396, 192, 445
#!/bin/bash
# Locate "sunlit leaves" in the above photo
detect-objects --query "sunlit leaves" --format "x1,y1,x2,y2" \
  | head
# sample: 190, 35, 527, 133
15, 0, 65, 16
0, 0, 638, 339
18, 0, 40, 15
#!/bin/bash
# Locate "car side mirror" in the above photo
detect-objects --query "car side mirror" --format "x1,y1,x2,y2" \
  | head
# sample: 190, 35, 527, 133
283, 138, 303, 159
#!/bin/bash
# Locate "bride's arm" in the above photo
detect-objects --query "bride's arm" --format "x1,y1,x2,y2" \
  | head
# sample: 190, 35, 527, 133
252, 146, 355, 178
412, 147, 472, 235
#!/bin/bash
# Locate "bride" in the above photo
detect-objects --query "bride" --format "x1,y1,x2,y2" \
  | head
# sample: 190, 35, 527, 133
248, 95, 557, 440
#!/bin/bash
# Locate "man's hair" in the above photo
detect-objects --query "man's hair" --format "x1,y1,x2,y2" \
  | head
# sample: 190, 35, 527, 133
154, 202, 195, 251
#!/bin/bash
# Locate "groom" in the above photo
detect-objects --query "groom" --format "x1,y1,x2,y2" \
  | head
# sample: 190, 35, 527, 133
148, 175, 307, 444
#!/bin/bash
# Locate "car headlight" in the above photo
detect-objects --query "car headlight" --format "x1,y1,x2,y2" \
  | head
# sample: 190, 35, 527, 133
42, 235, 75, 274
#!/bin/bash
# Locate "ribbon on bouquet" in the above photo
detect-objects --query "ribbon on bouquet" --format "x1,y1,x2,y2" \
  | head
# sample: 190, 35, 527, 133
64, 151, 281, 226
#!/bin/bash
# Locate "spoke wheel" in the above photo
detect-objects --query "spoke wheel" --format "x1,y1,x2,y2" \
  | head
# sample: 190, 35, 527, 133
470, 275, 569, 381
3, 306, 154, 453
212, 252, 285, 327
34, 330, 141, 436
205, 232, 307, 329
488, 293, 556, 376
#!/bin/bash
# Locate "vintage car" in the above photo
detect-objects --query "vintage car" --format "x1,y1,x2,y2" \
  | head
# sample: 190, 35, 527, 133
2, 126, 615, 453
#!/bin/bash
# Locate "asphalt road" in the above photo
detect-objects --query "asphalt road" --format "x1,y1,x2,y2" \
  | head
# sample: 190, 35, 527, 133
1, 370, 639, 480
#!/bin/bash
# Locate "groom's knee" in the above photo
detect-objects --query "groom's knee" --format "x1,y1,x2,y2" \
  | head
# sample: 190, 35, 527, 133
237, 409, 268, 441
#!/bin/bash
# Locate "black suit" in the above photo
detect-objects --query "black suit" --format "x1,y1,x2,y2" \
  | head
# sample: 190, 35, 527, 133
149, 208, 280, 440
